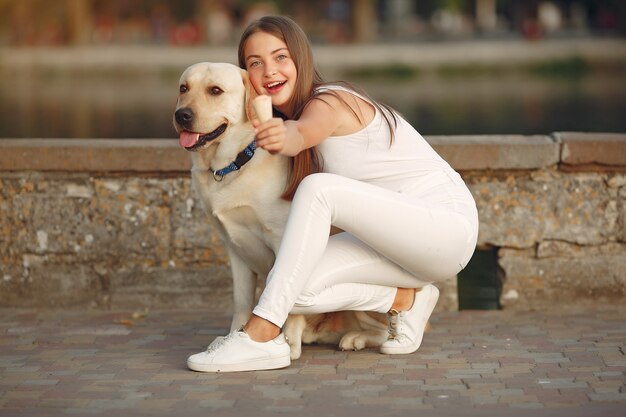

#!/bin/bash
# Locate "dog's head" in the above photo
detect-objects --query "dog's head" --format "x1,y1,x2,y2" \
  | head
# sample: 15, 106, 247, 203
173, 62, 258, 151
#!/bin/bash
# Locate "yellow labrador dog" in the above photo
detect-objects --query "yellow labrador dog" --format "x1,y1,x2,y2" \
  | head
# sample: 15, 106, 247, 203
173, 62, 388, 359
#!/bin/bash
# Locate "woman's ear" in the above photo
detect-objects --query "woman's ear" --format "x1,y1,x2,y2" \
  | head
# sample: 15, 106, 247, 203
240, 69, 259, 122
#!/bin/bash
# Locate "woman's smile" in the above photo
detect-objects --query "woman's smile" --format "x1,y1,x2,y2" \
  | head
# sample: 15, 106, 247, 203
264, 80, 287, 94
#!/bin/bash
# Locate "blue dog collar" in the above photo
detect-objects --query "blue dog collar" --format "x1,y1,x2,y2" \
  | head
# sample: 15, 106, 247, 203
210, 140, 257, 181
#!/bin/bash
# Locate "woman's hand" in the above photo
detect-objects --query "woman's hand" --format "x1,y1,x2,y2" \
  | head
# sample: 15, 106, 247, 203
253, 92, 345, 156
253, 118, 302, 156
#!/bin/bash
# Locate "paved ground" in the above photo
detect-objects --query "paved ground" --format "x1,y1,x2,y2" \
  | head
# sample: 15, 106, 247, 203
1, 306, 625, 417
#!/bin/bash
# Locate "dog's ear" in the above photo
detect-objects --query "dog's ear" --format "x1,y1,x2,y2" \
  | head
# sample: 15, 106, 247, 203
240, 69, 259, 122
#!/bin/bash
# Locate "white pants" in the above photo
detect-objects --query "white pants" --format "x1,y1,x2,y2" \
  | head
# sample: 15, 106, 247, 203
253, 170, 479, 327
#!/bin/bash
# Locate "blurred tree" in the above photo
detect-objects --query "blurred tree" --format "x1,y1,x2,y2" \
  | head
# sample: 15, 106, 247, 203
67, 0, 93, 45
353, 0, 377, 42
475, 0, 497, 32
435, 0, 471, 13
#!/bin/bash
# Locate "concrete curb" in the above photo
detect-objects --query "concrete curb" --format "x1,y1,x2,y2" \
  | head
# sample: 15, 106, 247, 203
1, 134, 624, 173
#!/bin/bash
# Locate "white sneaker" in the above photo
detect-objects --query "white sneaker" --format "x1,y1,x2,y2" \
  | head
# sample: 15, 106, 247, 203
187, 328, 291, 372
380, 284, 439, 355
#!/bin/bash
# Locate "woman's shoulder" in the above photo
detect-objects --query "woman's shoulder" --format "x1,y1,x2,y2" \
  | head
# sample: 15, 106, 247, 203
314, 84, 361, 99
310, 84, 378, 135
314, 84, 349, 93
309, 85, 359, 112
316, 83, 375, 107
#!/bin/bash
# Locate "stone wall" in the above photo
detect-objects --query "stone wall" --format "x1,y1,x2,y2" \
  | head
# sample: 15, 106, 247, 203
0, 133, 624, 312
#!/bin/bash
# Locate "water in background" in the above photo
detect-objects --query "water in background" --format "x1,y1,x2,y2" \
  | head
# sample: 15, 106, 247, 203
1, 68, 624, 138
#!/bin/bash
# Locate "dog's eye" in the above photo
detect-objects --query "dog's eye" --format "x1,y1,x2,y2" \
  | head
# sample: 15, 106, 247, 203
179, 85, 188, 93
209, 86, 223, 96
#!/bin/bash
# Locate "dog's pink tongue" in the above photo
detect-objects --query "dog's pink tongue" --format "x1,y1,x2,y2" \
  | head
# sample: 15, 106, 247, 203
179, 131, 199, 148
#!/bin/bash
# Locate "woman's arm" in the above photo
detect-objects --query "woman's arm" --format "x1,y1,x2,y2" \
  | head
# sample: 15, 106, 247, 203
253, 93, 343, 156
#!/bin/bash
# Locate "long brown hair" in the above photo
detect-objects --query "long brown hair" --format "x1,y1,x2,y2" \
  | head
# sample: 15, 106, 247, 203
238, 15, 397, 200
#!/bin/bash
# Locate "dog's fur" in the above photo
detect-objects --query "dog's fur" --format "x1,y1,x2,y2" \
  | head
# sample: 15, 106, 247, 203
173, 62, 388, 359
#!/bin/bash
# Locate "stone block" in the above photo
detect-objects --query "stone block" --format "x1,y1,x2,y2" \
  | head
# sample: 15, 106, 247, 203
0, 261, 102, 307
558, 132, 626, 170
469, 171, 618, 248
435, 278, 458, 312
11, 179, 172, 262
0, 139, 190, 172
618, 185, 626, 243
108, 267, 233, 310
499, 243, 626, 309
0, 184, 11, 261
170, 190, 228, 265
428, 135, 559, 171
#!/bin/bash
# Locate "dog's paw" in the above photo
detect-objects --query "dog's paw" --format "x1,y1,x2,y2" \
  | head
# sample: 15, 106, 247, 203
284, 314, 306, 361
339, 331, 368, 351
289, 345, 302, 360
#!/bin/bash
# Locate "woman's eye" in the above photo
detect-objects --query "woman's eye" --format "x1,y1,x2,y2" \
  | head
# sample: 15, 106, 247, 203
249, 60, 261, 68
276, 54, 287, 61
179, 85, 188, 93
209, 86, 223, 95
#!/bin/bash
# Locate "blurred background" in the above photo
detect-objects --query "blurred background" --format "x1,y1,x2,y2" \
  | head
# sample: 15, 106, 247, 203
0, 0, 624, 138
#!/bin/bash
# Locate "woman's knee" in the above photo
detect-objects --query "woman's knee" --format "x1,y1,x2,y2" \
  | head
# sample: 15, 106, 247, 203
293, 173, 340, 209
297, 173, 336, 195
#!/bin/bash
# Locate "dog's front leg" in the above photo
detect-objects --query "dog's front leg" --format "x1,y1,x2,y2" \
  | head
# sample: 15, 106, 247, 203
283, 314, 306, 360
226, 247, 257, 332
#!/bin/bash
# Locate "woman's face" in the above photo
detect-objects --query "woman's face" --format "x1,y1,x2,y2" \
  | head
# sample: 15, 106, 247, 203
243, 31, 297, 116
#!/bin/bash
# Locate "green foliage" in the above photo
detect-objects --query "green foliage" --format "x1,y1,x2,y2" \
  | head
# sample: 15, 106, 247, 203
436, 56, 593, 80
346, 56, 597, 82
528, 57, 590, 79
434, 0, 471, 13
436, 64, 505, 78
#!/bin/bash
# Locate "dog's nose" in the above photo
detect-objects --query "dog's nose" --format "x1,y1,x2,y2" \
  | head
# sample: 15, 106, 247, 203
175, 108, 194, 126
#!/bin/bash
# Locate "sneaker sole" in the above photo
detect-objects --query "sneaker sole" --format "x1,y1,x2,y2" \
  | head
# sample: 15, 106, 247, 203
187, 354, 291, 373
380, 285, 440, 355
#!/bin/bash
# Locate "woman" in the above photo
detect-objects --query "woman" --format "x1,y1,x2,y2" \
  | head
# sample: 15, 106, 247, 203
187, 15, 479, 373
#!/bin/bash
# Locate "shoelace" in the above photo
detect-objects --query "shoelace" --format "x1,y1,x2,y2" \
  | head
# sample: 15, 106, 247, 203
387, 314, 399, 339
205, 332, 236, 354
387, 313, 409, 342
